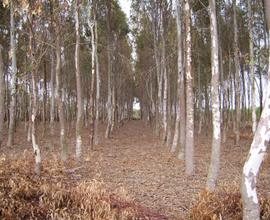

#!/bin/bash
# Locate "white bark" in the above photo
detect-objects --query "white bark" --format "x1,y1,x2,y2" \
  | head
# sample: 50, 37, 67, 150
233, 0, 241, 145
207, 0, 221, 190
241, 2, 270, 219
241, 77, 270, 220
184, 0, 194, 175
105, 2, 113, 139
75, 0, 83, 159
171, 0, 183, 153
248, 1, 256, 134
161, 9, 168, 143
50, 48, 55, 135
88, 0, 96, 149
94, 4, 100, 145
29, 15, 41, 175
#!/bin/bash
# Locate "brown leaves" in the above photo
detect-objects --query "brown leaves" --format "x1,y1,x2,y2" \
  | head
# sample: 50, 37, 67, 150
189, 188, 270, 220
0, 152, 168, 220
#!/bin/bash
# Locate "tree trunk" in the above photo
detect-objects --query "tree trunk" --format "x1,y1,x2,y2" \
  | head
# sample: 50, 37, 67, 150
75, 0, 83, 159
184, 0, 194, 175
94, 2, 100, 145
207, 0, 221, 190
42, 60, 47, 137
0, 45, 4, 147
50, 48, 55, 135
233, 0, 241, 145
248, 1, 257, 134
171, 0, 183, 153
55, 14, 67, 161
241, 71, 270, 220
7, 0, 17, 147
105, 1, 113, 139
241, 2, 270, 218
29, 14, 41, 175
89, 0, 96, 149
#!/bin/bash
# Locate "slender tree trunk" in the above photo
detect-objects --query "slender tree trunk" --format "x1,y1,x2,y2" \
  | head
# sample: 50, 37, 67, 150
242, 3, 270, 218
89, 0, 96, 149
184, 0, 194, 175
29, 14, 41, 175
94, 3, 100, 145
241, 62, 270, 220
50, 49, 55, 135
248, 1, 256, 134
233, 0, 241, 145
7, 0, 17, 147
0, 45, 4, 147
207, 0, 221, 190
42, 60, 47, 137
75, 0, 83, 159
55, 15, 67, 161
171, 0, 183, 153
105, 1, 113, 139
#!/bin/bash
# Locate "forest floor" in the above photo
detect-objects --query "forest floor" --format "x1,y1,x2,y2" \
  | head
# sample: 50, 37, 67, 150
1, 120, 270, 219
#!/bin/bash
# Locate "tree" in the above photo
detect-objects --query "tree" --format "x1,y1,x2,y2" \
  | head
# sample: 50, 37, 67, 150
241, 2, 270, 219
206, 0, 221, 190
105, 1, 113, 139
0, 44, 4, 147
54, 0, 67, 161
248, 1, 256, 134
94, 2, 100, 145
28, 2, 42, 175
88, 0, 96, 149
49, 0, 55, 135
233, 0, 241, 146
171, 0, 183, 154
75, 0, 83, 159
7, 0, 17, 147
184, 0, 194, 175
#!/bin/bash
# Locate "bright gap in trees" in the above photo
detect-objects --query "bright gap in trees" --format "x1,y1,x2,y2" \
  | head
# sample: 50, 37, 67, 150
133, 97, 140, 119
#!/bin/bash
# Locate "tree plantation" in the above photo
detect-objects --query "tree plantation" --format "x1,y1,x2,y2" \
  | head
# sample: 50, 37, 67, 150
1, 0, 270, 219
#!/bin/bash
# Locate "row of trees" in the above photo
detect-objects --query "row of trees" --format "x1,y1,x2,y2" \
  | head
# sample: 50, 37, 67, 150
131, 0, 269, 219
0, 0, 134, 169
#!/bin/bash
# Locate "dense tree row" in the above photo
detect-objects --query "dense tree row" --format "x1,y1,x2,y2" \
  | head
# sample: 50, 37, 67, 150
0, 0, 134, 166
131, 0, 270, 218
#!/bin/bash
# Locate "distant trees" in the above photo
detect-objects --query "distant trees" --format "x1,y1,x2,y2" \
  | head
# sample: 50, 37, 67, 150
0, 0, 132, 172
131, 0, 270, 188
0, 3, 269, 217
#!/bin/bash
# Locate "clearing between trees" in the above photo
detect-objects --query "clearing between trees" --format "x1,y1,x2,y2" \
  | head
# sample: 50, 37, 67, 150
1, 120, 270, 219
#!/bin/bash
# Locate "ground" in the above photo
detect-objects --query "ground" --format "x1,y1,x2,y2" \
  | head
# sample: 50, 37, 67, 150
1, 120, 270, 219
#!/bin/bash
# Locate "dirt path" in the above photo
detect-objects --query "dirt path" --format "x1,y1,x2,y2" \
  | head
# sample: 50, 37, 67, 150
1, 120, 270, 219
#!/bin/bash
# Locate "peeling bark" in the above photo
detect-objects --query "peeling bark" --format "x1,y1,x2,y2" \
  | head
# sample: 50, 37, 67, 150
241, 2, 270, 219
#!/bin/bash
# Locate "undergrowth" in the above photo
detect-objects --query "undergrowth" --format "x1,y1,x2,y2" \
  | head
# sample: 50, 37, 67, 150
0, 151, 168, 220
189, 188, 270, 220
